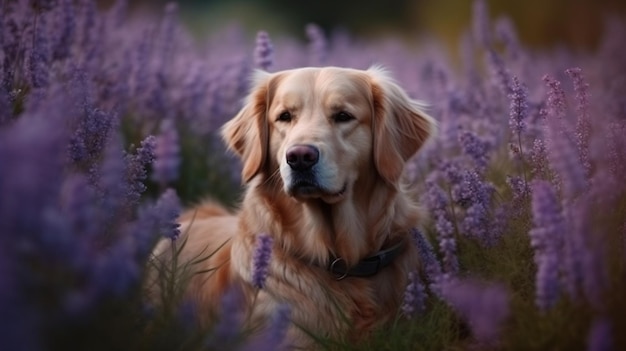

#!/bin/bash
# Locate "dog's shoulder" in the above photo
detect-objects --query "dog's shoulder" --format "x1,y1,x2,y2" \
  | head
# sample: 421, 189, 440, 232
178, 199, 233, 222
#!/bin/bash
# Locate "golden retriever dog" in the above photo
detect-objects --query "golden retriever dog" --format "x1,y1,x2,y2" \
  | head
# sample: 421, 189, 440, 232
154, 66, 434, 349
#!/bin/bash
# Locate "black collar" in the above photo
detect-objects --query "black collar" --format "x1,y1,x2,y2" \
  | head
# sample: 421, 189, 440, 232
327, 238, 407, 280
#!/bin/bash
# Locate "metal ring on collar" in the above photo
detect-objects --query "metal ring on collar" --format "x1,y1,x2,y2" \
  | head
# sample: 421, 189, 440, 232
329, 257, 348, 280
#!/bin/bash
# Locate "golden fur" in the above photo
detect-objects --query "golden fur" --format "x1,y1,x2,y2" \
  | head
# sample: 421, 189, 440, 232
153, 66, 435, 349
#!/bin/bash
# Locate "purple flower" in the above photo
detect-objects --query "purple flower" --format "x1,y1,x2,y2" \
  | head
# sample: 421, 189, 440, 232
254, 31, 274, 71
495, 16, 522, 60
565, 67, 591, 177
96, 132, 127, 216
107, 0, 129, 28
243, 304, 291, 351
425, 180, 459, 274
542, 74, 567, 125
152, 120, 180, 185
206, 286, 246, 347
72, 106, 116, 165
28, 6, 51, 89
566, 199, 608, 310
509, 76, 529, 136
76, 0, 102, 68
90, 241, 140, 298
439, 160, 463, 185
462, 202, 491, 243
130, 188, 181, 260
401, 271, 427, 318
306, 23, 327, 66
544, 114, 587, 200
486, 49, 512, 95
472, 0, 492, 48
60, 174, 100, 240
409, 228, 443, 290
459, 130, 492, 171
154, 188, 182, 241
586, 317, 613, 351
252, 233, 274, 289
159, 2, 179, 62
451, 169, 493, 210
440, 278, 510, 344
606, 121, 626, 177
126, 135, 156, 204
529, 180, 565, 310
52, 0, 76, 61
506, 175, 529, 201
529, 138, 549, 178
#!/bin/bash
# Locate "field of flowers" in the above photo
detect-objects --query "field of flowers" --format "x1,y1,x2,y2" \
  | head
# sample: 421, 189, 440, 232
1, 0, 624, 350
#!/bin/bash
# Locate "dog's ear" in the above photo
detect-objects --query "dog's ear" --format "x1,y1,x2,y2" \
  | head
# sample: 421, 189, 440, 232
368, 66, 435, 185
221, 70, 273, 183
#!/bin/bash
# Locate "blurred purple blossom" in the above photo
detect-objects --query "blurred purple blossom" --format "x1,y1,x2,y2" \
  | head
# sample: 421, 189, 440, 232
542, 74, 567, 127
51, 0, 76, 61
154, 188, 182, 241
486, 49, 512, 96
252, 233, 274, 289
152, 120, 181, 185
243, 304, 291, 351
566, 199, 608, 311
565, 67, 591, 177
586, 317, 613, 351
472, 0, 492, 48
440, 278, 510, 344
425, 180, 459, 274
28, 5, 51, 89
254, 31, 274, 71
544, 110, 587, 200
529, 180, 565, 310
494, 16, 522, 61
306, 23, 327, 66
206, 286, 246, 347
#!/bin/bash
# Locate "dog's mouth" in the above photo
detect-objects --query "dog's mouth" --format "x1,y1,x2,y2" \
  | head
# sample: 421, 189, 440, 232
288, 180, 347, 203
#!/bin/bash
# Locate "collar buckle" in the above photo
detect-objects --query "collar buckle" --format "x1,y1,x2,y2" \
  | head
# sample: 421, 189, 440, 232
327, 237, 406, 279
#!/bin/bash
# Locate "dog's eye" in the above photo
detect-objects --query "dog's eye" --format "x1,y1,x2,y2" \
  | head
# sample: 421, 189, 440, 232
333, 111, 354, 123
277, 111, 292, 122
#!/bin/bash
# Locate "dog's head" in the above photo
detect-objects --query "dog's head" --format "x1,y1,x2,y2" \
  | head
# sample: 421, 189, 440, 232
222, 66, 434, 203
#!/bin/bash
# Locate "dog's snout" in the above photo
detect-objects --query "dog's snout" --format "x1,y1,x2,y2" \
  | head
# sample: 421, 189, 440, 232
286, 144, 319, 171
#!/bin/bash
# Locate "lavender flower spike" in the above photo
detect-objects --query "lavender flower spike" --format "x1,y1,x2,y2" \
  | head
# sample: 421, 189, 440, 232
254, 31, 274, 71
542, 74, 567, 125
155, 188, 182, 241
529, 180, 564, 310
459, 130, 491, 171
152, 119, 181, 185
401, 271, 426, 319
409, 228, 443, 289
252, 233, 274, 289
565, 67, 591, 177
509, 76, 529, 136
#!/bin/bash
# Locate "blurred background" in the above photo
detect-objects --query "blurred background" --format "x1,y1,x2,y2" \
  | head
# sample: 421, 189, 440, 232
121, 0, 626, 50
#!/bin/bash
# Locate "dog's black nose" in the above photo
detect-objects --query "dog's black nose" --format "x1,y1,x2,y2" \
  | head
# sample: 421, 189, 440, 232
286, 144, 319, 171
